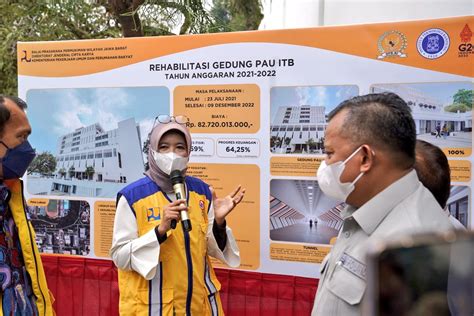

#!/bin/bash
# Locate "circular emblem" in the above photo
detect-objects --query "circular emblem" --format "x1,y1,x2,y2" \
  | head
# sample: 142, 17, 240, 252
199, 200, 205, 210
377, 30, 407, 59
417, 28, 450, 59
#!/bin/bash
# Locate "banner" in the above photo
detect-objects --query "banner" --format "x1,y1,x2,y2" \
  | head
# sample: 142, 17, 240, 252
18, 15, 473, 278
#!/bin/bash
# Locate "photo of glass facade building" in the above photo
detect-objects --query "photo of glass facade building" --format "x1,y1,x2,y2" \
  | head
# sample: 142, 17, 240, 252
270, 105, 327, 154
28, 118, 145, 197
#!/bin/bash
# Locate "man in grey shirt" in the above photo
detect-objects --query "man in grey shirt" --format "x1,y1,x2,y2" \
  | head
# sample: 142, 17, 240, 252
312, 93, 453, 316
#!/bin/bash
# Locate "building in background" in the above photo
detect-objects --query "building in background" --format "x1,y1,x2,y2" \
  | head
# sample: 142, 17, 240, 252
371, 84, 472, 136
271, 105, 326, 154
259, 0, 472, 30
48, 118, 144, 197
269, 179, 342, 244
447, 186, 470, 228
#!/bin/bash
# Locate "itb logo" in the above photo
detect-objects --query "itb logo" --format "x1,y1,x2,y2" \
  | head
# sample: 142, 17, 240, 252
417, 28, 450, 59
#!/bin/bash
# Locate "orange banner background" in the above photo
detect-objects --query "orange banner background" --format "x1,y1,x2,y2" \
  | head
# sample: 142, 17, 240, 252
18, 16, 473, 78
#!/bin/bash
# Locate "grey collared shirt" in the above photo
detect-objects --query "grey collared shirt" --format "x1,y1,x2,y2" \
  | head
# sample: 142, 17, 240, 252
312, 170, 453, 316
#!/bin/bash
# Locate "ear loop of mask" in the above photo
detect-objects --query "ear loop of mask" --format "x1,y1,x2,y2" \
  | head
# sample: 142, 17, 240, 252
150, 148, 159, 160
342, 145, 363, 164
342, 145, 375, 185
351, 171, 365, 185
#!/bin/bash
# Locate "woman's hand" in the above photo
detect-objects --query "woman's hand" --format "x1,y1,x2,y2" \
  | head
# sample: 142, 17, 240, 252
211, 185, 245, 226
156, 199, 187, 236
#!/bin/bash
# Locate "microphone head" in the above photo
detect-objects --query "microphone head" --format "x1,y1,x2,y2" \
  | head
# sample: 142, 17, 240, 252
170, 169, 184, 185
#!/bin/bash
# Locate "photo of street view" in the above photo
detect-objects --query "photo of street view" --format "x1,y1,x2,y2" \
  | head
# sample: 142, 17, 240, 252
270, 85, 358, 154
371, 82, 472, 150
270, 179, 343, 244
27, 199, 91, 255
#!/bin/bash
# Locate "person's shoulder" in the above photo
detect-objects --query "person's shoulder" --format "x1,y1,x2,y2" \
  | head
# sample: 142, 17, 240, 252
185, 176, 211, 197
118, 176, 160, 204
395, 184, 452, 229
120, 176, 155, 193
185, 175, 207, 185
449, 215, 466, 230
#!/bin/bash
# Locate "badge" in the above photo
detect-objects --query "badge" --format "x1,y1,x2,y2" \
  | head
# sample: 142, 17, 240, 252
377, 30, 407, 59
417, 28, 450, 59
338, 252, 366, 280
146, 207, 161, 221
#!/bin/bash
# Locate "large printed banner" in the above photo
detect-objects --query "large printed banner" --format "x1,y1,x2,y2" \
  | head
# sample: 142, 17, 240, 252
18, 16, 473, 278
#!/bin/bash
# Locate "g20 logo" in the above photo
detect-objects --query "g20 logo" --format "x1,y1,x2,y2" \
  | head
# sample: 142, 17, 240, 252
458, 43, 473, 52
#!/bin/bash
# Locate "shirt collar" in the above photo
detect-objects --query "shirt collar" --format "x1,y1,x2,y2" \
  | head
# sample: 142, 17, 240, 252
350, 169, 420, 235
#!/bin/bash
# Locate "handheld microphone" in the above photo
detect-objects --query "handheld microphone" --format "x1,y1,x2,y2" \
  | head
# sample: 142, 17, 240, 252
170, 170, 192, 232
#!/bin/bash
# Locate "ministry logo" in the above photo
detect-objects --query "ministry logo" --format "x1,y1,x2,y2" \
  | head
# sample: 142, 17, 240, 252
417, 28, 450, 59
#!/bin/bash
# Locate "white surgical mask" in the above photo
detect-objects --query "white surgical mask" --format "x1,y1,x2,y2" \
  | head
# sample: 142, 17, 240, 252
316, 146, 365, 202
152, 150, 188, 175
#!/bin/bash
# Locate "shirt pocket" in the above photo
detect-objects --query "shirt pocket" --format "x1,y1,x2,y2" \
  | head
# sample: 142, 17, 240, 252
327, 263, 366, 305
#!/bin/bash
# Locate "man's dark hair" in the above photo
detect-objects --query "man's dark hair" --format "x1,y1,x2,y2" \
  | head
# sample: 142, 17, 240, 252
414, 140, 450, 208
0, 95, 28, 135
328, 92, 416, 168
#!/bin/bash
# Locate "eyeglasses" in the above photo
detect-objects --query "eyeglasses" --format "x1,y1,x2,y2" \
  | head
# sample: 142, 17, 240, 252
155, 115, 189, 125
149, 115, 190, 136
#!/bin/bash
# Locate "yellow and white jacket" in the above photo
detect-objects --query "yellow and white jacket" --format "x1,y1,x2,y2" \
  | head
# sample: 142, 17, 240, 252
110, 176, 240, 316
1, 179, 54, 316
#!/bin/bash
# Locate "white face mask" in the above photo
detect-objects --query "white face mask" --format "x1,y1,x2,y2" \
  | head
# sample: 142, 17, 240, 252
316, 146, 365, 202
152, 150, 189, 175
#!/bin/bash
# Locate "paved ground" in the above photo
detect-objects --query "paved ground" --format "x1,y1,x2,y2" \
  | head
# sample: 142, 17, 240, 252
270, 223, 338, 244
417, 131, 472, 148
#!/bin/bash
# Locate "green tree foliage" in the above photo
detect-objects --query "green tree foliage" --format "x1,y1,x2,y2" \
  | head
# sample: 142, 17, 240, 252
444, 103, 471, 113
305, 138, 316, 149
452, 89, 473, 109
270, 136, 282, 149
211, 0, 263, 32
1, 1, 120, 96
28, 151, 57, 175
85, 166, 95, 180
58, 168, 66, 178
1, 0, 263, 95
444, 89, 473, 113
68, 165, 76, 178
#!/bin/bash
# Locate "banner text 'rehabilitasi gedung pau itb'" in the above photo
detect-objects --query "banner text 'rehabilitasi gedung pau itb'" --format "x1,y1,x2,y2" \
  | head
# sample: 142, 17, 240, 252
18, 15, 473, 278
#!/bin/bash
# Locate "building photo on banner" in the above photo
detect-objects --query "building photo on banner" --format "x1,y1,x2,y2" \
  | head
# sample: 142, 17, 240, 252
16, 15, 473, 281
270, 85, 359, 155
24, 87, 170, 258
371, 82, 472, 150
269, 85, 358, 247
371, 81, 472, 228
26, 87, 169, 198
